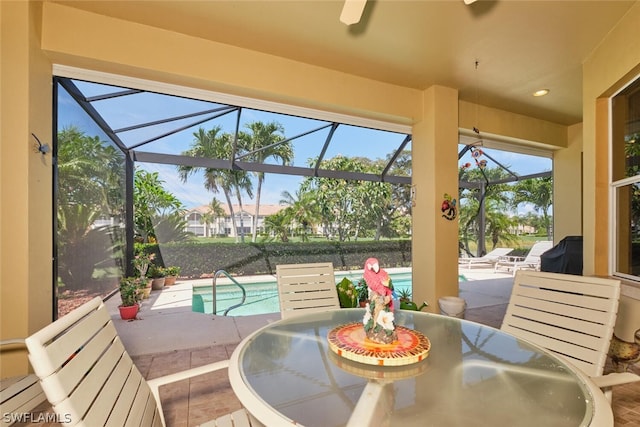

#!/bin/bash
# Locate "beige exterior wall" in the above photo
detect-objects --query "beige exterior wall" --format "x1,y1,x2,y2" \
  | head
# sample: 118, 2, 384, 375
553, 123, 583, 241
583, 2, 640, 275
582, 2, 640, 342
1, 1, 53, 375
7, 0, 634, 374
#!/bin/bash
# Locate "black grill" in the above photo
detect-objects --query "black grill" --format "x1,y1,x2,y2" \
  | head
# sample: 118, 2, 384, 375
540, 236, 583, 275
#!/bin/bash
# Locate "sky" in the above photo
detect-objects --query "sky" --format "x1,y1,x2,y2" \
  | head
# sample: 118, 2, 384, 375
57, 78, 551, 213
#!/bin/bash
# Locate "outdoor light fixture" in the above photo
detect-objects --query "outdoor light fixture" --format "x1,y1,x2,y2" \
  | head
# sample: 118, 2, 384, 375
533, 89, 550, 97
32, 133, 50, 155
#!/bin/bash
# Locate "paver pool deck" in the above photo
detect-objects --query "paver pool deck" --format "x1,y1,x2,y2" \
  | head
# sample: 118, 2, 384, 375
106, 267, 514, 356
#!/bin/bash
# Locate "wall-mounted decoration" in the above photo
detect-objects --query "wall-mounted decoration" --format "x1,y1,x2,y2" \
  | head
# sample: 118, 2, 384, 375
441, 193, 457, 220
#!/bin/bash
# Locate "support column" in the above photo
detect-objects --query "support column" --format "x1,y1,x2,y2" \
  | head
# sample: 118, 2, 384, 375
1, 1, 53, 376
411, 86, 460, 312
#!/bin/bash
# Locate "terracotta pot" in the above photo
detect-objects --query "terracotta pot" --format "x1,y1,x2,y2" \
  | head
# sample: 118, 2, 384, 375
151, 277, 165, 290
164, 275, 177, 286
118, 304, 139, 320
141, 286, 151, 299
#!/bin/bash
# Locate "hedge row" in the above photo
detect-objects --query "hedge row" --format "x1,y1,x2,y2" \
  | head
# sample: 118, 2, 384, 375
146, 240, 412, 277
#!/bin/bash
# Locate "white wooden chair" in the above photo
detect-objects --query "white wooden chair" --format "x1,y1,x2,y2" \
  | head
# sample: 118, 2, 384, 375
494, 241, 553, 275
501, 270, 640, 401
24, 297, 253, 427
276, 262, 340, 319
0, 340, 47, 427
458, 247, 514, 269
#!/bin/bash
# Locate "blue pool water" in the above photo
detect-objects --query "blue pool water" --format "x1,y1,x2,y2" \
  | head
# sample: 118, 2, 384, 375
192, 272, 413, 316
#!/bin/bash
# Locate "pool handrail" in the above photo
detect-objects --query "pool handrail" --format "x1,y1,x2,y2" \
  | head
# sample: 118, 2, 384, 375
212, 269, 247, 316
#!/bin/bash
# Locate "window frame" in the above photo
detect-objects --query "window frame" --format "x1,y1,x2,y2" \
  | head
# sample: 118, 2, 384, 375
610, 72, 640, 283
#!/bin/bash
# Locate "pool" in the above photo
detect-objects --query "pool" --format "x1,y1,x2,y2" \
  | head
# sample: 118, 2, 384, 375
192, 271, 413, 316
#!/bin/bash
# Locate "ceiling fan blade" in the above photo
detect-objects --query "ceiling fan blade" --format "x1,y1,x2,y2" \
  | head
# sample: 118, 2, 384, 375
464, 0, 478, 4
340, 0, 367, 25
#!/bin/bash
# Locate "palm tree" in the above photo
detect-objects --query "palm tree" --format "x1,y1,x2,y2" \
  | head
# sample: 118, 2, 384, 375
263, 210, 290, 242
178, 127, 253, 243
484, 199, 519, 249
152, 212, 194, 243
280, 189, 320, 241
230, 167, 254, 243
200, 198, 225, 237
459, 165, 514, 256
511, 176, 553, 237
239, 121, 292, 242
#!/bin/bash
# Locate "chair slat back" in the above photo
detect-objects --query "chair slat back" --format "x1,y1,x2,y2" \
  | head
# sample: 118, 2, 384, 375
276, 262, 340, 319
501, 271, 621, 377
479, 248, 514, 261
25, 297, 163, 427
0, 374, 46, 426
522, 241, 553, 264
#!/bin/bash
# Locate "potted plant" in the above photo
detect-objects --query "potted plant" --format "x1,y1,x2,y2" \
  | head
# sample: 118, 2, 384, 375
133, 251, 154, 297
137, 276, 151, 299
148, 264, 166, 290
119, 277, 140, 320
164, 266, 181, 286
355, 279, 369, 307
133, 251, 155, 278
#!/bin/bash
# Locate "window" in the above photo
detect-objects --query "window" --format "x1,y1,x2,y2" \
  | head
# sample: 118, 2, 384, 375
612, 76, 640, 281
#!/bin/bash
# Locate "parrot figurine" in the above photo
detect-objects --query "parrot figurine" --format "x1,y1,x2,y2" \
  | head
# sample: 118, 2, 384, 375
362, 257, 397, 344
363, 257, 393, 310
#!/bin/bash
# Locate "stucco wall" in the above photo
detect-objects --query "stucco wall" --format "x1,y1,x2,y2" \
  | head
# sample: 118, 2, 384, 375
553, 123, 583, 241
583, 2, 640, 341
1, 1, 53, 376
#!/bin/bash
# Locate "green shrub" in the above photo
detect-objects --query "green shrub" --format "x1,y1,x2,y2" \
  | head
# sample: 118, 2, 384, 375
143, 240, 412, 278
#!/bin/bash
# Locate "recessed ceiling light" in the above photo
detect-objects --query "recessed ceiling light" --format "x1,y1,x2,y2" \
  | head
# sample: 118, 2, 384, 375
533, 89, 550, 97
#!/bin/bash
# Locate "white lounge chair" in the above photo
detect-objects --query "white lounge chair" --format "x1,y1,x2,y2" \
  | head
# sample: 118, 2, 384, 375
276, 262, 340, 319
501, 270, 640, 402
494, 241, 553, 275
24, 297, 254, 427
458, 247, 514, 269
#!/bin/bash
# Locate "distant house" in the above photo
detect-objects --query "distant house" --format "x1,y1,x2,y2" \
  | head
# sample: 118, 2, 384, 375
184, 204, 284, 238
510, 224, 537, 235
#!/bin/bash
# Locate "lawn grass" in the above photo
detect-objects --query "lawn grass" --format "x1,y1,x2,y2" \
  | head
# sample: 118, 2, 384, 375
191, 235, 411, 244
464, 235, 550, 256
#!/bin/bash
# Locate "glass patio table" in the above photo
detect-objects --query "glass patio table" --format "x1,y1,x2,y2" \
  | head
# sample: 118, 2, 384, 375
229, 308, 612, 427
